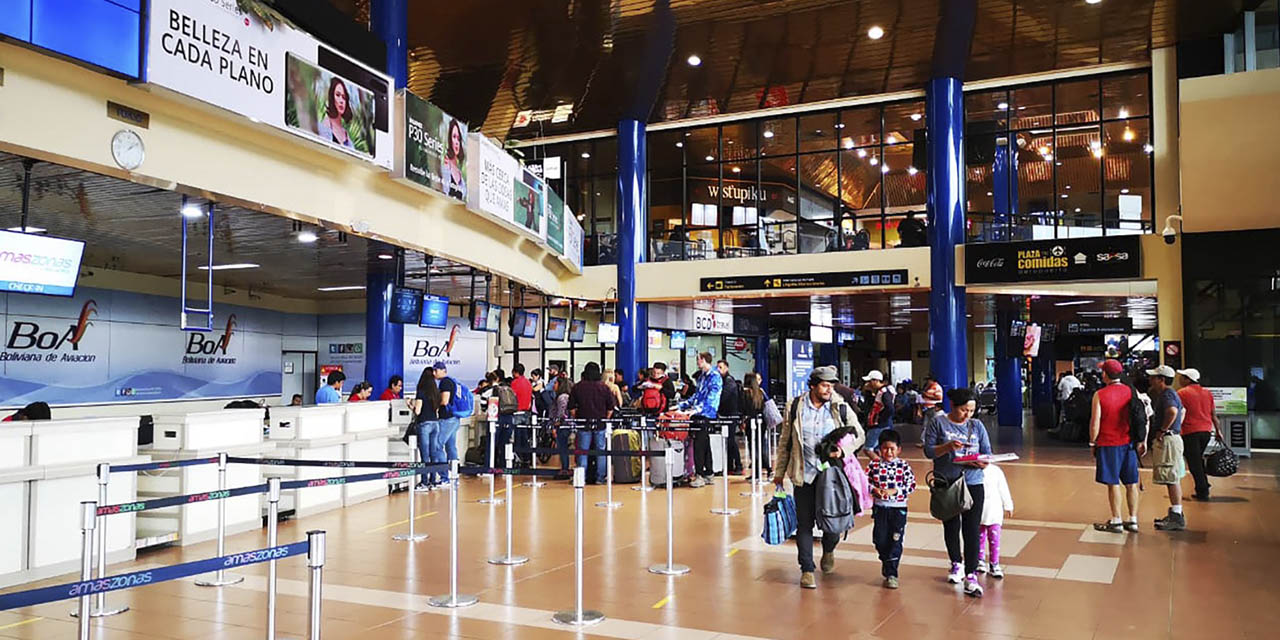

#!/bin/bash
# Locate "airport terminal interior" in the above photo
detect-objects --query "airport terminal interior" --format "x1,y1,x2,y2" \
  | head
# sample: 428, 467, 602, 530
1, 0, 1279, 638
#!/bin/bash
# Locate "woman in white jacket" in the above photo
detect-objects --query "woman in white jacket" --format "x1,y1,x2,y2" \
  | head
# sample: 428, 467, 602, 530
977, 463, 1014, 578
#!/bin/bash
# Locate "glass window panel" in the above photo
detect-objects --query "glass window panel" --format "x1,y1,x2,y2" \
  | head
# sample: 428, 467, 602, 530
1010, 84, 1052, 130
797, 218, 837, 254
838, 106, 880, 148
760, 218, 796, 255
799, 112, 838, 153
966, 134, 997, 242
592, 176, 616, 234
760, 117, 797, 157
571, 141, 594, 175
759, 154, 798, 255
1055, 78, 1100, 126
686, 126, 719, 163
966, 90, 1010, 136
1055, 126, 1102, 238
648, 129, 685, 170
839, 147, 883, 216
797, 152, 838, 221
1013, 131, 1056, 239
854, 215, 886, 250
1101, 73, 1150, 120
721, 122, 758, 162
648, 146, 686, 260
883, 143, 926, 211
590, 138, 617, 175
1102, 119, 1152, 233
883, 100, 925, 146
720, 160, 761, 257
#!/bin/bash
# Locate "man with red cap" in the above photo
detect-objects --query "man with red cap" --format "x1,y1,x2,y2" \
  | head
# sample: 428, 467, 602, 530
1089, 359, 1144, 533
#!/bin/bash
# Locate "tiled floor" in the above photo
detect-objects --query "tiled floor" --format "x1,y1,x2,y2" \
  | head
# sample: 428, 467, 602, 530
2, 441, 1278, 639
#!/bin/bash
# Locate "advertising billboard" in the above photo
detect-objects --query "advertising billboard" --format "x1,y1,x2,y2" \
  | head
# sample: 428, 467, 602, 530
0, 230, 86, 297
396, 91, 468, 201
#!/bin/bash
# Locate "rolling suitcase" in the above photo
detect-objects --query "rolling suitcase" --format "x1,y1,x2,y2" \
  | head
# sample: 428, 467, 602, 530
650, 438, 687, 485
612, 429, 642, 483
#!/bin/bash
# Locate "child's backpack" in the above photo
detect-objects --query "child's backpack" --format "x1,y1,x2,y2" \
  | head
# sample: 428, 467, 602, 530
639, 382, 666, 412
446, 377, 475, 418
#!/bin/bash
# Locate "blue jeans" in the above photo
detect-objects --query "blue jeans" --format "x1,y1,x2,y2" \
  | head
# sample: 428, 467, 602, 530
576, 430, 607, 482
435, 416, 461, 464
416, 420, 440, 484
556, 428, 573, 470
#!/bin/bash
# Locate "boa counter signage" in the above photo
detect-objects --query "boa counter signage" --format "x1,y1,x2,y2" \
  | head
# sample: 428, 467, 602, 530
1, 288, 281, 406
402, 317, 487, 388
147, 0, 393, 168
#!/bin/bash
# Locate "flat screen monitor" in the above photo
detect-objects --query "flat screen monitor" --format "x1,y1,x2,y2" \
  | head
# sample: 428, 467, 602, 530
568, 318, 586, 343
546, 316, 568, 341
598, 322, 620, 345
388, 287, 422, 324
486, 303, 504, 333
508, 309, 527, 337
419, 294, 450, 329
810, 325, 834, 344
669, 330, 687, 350
0, 230, 87, 297
520, 311, 540, 339
469, 300, 489, 332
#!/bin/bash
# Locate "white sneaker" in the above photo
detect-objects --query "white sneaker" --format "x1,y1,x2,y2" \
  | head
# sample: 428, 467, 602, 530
688, 476, 707, 488
964, 575, 984, 597
990, 564, 1005, 579
947, 563, 963, 584
413, 482, 431, 492
976, 561, 987, 574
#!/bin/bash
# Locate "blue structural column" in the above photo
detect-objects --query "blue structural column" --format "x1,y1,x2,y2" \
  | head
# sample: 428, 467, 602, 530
366, 270, 402, 393
371, 0, 409, 89
616, 120, 648, 383
994, 304, 1024, 429
926, 76, 969, 400
754, 335, 771, 396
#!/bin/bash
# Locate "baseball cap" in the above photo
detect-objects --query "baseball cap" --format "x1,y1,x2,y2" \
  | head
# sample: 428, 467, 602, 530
1176, 368, 1202, 382
1099, 359, 1124, 377
862, 370, 885, 382
1145, 365, 1176, 378
432, 361, 448, 371
809, 366, 839, 384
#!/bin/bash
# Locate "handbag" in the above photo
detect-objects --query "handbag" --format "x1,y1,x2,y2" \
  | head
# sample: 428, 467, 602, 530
927, 470, 972, 521
761, 491, 798, 545
1206, 447, 1239, 477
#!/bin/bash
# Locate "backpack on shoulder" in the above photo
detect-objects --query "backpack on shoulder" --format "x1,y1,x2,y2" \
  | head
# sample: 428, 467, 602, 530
446, 376, 475, 417
495, 385, 518, 415
816, 464, 858, 537
1127, 385, 1148, 446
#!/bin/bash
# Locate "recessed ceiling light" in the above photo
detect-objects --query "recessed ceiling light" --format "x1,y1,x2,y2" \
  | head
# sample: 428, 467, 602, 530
705, 155, 715, 162
843, 139, 855, 149
869, 156, 879, 165
1086, 0, 1102, 5
731, 166, 741, 173
377, 253, 394, 260
1065, 185, 1072, 190
880, 165, 890, 174
580, 152, 591, 159
867, 26, 885, 40
726, 139, 734, 145
317, 285, 366, 292
835, 123, 845, 129
687, 54, 702, 66
297, 231, 318, 243
198, 263, 261, 271
1060, 194, 1069, 199
1075, 207, 1082, 213
975, 324, 997, 329
910, 113, 922, 121
1120, 188, 1130, 194
997, 102, 1009, 110
986, 191, 994, 196
1054, 299, 1095, 307
182, 203, 204, 218
762, 130, 775, 139
1143, 143, 1154, 153
907, 166, 918, 175
675, 142, 683, 148
856, 148, 867, 158
6, 226, 46, 233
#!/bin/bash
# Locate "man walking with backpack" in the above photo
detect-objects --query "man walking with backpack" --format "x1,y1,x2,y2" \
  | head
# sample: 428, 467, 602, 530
1089, 360, 1144, 533
772, 365, 864, 589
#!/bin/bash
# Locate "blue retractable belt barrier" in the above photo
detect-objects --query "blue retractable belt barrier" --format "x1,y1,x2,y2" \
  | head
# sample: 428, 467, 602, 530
515, 447, 665, 457
0, 541, 309, 611
111, 457, 221, 473
277, 466, 446, 490
457, 466, 563, 478
96, 482, 269, 517
228, 456, 445, 470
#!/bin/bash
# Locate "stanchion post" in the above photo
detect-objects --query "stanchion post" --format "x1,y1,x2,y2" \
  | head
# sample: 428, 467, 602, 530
394, 436, 428, 543
523, 414, 545, 488
266, 477, 280, 640
648, 448, 690, 576
595, 421, 620, 509
633, 416, 654, 493
711, 420, 740, 516
553, 468, 605, 626
77, 501, 95, 640
489, 444, 529, 566
741, 419, 763, 497
306, 530, 325, 640
429, 461, 478, 608
198, 453, 245, 586
406, 434, 419, 492
479, 419, 503, 505
73, 464, 129, 618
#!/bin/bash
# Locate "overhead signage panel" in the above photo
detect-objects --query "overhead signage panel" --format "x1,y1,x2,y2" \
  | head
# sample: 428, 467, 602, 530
394, 91, 468, 201
700, 270, 909, 293
1064, 318, 1134, 335
965, 236, 1141, 284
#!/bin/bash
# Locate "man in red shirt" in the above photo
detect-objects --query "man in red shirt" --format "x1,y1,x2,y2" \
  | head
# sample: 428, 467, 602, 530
378, 375, 403, 401
1176, 368, 1220, 500
1089, 359, 1142, 533
509, 363, 534, 466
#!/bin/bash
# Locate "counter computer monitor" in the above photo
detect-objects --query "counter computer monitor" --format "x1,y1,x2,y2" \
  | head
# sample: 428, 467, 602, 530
669, 330, 687, 350
388, 287, 422, 324
469, 300, 489, 332
0, 230, 86, 297
568, 318, 586, 343
419, 294, 450, 329
546, 316, 568, 341
598, 322, 620, 345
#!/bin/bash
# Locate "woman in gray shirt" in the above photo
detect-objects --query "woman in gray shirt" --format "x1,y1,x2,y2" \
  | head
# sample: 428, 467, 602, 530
922, 387, 992, 597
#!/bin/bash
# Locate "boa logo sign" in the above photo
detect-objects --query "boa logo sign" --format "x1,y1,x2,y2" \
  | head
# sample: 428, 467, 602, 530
403, 321, 485, 385
183, 315, 238, 364
2, 300, 99, 363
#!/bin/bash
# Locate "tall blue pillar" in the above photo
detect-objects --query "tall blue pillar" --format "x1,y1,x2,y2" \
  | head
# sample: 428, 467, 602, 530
926, 76, 969, 400
371, 0, 408, 88
616, 119, 648, 384
994, 304, 1024, 429
366, 270, 402, 393
754, 334, 771, 396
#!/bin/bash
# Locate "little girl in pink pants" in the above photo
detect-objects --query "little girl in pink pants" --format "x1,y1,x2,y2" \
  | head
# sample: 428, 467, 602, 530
977, 463, 1014, 578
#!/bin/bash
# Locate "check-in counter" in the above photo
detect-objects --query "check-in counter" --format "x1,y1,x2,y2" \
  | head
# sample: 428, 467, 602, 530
137, 410, 272, 548
24, 417, 143, 585
388, 400, 416, 489
342, 401, 396, 505
0, 426, 34, 588
269, 406, 350, 517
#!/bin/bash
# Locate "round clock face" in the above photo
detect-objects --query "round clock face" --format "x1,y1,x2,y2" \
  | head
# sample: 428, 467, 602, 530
111, 130, 144, 170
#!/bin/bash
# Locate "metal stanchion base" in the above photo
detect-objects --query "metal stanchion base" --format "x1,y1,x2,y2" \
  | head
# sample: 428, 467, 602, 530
648, 563, 691, 576
477, 497, 505, 505
521, 480, 546, 488
70, 605, 129, 618
392, 533, 429, 542
194, 573, 245, 587
428, 594, 478, 608
631, 485, 655, 492
552, 610, 605, 626
710, 507, 741, 516
487, 554, 529, 566
594, 500, 622, 509
739, 489, 764, 497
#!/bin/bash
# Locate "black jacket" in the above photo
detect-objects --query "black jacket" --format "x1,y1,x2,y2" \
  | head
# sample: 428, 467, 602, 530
719, 374, 743, 417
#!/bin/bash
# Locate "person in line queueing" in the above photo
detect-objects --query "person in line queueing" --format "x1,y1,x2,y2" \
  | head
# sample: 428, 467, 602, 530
411, 368, 443, 491
1089, 359, 1143, 533
868, 429, 916, 589
315, 370, 346, 404
772, 365, 863, 590
923, 387, 993, 597
651, 362, 678, 407
568, 362, 615, 484
1145, 365, 1187, 531
549, 376, 575, 479
432, 362, 462, 477
717, 360, 744, 475
510, 363, 534, 467
741, 372, 767, 479
976, 462, 1014, 578
677, 352, 723, 488
1175, 367, 1220, 501
379, 375, 404, 401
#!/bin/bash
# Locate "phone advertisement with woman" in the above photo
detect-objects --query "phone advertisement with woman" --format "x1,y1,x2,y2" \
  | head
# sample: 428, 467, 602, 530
284, 53, 377, 158
402, 93, 469, 202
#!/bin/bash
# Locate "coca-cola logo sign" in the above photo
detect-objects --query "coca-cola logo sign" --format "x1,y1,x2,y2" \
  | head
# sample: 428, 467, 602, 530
975, 258, 1005, 269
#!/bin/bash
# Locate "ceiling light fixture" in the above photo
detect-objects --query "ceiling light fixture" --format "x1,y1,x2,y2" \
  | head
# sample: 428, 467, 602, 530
1122, 128, 1135, 142
6, 225, 46, 233
317, 285, 366, 292
769, 311, 810, 316
975, 324, 997, 329
198, 263, 261, 271
907, 166, 918, 176
686, 54, 702, 66
705, 155, 715, 162
1054, 299, 1095, 307
762, 130, 774, 139
731, 166, 741, 173
881, 165, 890, 174
1120, 188, 1130, 194
867, 25, 885, 39
997, 102, 1009, 110
377, 253, 394, 260
856, 148, 868, 158
580, 152, 591, 159
835, 123, 845, 129
1086, 0, 1102, 4
869, 157, 879, 166
675, 142, 683, 148
181, 198, 204, 218
910, 113, 922, 121
297, 230, 318, 243
1143, 143, 1154, 153
1117, 107, 1129, 118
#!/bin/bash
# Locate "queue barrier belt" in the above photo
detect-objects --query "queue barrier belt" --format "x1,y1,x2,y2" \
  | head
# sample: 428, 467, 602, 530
227, 456, 445, 470
515, 447, 665, 457
277, 466, 446, 490
110, 457, 221, 473
457, 466, 562, 478
0, 541, 309, 612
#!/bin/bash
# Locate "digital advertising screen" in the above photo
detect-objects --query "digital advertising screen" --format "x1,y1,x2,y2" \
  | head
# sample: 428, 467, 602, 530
598, 322, 620, 345
0, 230, 86, 297
546, 316, 568, 341
388, 287, 422, 324
669, 330, 687, 350
419, 294, 450, 329
568, 318, 586, 343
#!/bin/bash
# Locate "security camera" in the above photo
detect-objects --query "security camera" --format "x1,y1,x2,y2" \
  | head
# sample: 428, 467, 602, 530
1162, 214, 1183, 245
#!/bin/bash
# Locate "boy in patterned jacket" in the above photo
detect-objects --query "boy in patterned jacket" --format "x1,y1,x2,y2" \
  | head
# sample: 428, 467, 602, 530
868, 429, 916, 589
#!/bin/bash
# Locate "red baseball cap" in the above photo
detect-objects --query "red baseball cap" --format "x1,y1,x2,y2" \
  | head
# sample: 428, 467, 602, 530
1099, 359, 1124, 377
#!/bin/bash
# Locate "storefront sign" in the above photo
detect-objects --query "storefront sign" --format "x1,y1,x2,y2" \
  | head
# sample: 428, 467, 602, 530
692, 309, 733, 335
701, 269, 909, 293
965, 236, 1141, 284
146, 0, 393, 168
1064, 319, 1133, 335
395, 91, 468, 201
511, 104, 573, 129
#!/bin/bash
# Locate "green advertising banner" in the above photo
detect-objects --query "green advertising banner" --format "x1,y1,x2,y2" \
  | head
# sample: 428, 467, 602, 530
545, 188, 565, 255
512, 167, 544, 239
403, 93, 468, 201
